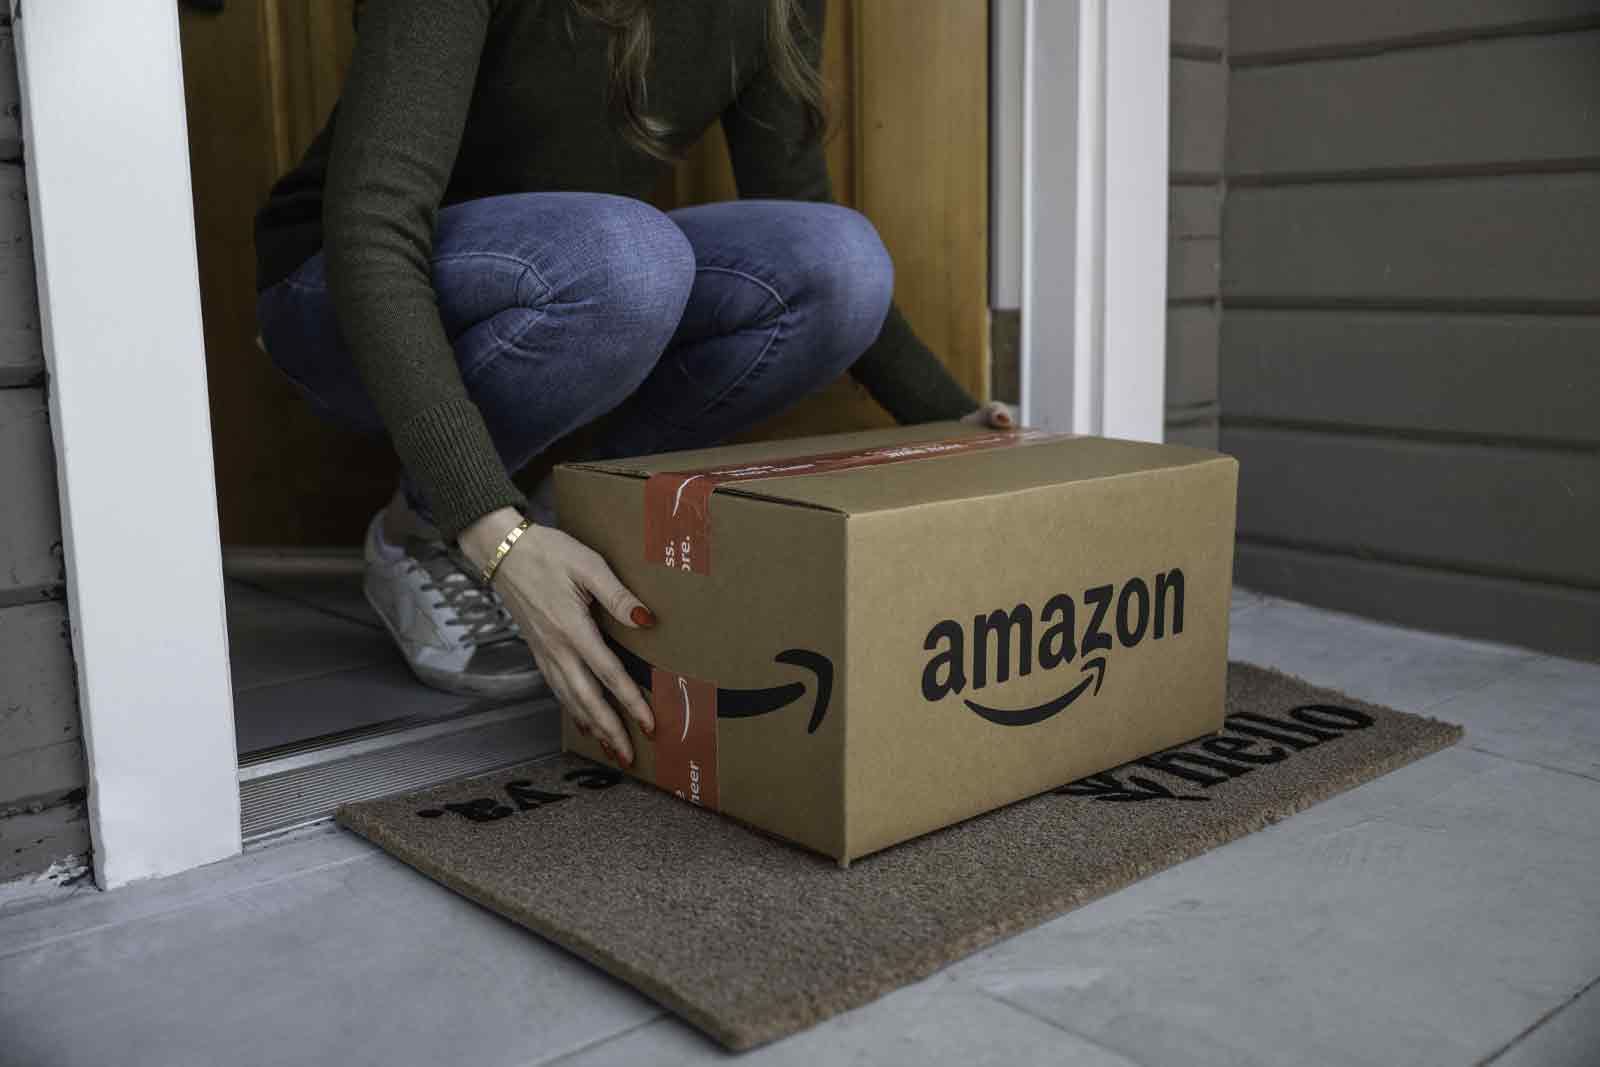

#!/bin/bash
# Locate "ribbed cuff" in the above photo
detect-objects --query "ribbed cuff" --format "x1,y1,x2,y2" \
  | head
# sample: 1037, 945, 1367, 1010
391, 396, 531, 545
849, 303, 981, 424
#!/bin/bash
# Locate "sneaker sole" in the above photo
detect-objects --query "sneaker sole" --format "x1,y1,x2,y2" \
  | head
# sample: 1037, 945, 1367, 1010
362, 568, 548, 701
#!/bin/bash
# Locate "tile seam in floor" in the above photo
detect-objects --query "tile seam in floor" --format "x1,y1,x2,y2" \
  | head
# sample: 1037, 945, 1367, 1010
0, 849, 380, 963
1225, 647, 1547, 717
1477, 972, 1600, 1066
532, 1014, 666, 1066
227, 574, 385, 632
1240, 599, 1562, 666
1461, 743, 1600, 786
1405, 654, 1550, 713
978, 987, 1155, 1067
232, 657, 406, 698
1238, 600, 1555, 658
0, 875, 97, 921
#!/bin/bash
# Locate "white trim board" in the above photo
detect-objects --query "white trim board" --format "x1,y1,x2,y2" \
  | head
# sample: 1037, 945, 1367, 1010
14, 0, 241, 888
1018, 0, 1169, 441
990, 0, 1026, 311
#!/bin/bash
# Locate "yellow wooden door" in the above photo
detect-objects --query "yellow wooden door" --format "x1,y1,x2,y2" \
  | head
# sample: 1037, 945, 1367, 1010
182, 0, 987, 547
658, 0, 989, 444
180, 1, 389, 548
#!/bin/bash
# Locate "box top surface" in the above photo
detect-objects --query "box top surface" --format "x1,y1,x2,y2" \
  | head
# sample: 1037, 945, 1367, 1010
563, 421, 1234, 515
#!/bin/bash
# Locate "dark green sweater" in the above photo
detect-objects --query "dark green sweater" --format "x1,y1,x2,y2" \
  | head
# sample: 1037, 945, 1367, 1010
253, 0, 979, 544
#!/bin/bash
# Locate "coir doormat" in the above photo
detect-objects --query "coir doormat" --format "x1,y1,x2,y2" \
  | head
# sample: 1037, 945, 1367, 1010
335, 662, 1461, 1051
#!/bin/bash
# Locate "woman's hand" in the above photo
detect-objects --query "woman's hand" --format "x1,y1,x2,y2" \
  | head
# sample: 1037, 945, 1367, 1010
458, 508, 654, 767
959, 400, 1018, 430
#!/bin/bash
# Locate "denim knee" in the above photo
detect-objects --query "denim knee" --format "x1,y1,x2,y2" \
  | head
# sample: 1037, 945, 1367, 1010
792, 205, 895, 367
567, 196, 697, 392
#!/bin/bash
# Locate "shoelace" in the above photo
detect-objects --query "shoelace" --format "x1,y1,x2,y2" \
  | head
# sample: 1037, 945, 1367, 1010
407, 539, 522, 646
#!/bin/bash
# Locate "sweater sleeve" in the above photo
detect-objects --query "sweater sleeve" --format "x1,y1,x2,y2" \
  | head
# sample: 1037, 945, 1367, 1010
718, 0, 981, 426
323, 0, 530, 545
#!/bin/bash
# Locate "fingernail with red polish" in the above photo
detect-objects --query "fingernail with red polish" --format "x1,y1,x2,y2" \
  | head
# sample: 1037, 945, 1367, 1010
631, 605, 657, 628
641, 720, 656, 740
599, 738, 614, 760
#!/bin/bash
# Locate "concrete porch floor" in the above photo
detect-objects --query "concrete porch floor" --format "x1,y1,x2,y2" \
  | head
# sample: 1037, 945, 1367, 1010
2, 587, 1597, 1067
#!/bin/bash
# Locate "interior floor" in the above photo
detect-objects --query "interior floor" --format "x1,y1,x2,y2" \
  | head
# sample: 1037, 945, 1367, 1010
225, 564, 518, 756
2, 587, 1596, 1066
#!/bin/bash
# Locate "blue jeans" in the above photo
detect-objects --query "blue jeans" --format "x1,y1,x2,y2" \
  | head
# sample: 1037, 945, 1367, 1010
255, 192, 895, 527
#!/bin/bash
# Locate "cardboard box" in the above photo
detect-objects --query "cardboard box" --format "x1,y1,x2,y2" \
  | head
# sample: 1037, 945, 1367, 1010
554, 421, 1239, 864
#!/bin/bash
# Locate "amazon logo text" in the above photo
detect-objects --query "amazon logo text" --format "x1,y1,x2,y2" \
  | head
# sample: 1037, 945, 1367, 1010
922, 568, 1185, 725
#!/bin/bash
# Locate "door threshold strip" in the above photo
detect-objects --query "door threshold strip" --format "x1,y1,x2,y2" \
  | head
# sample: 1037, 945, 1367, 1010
240, 699, 563, 843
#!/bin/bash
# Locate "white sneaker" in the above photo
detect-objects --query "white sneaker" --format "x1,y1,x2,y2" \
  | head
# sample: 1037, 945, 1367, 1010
361, 508, 544, 699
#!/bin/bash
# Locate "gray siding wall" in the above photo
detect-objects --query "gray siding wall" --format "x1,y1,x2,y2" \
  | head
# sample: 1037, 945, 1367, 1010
1166, 0, 1228, 449
0, 15, 89, 882
1221, 2, 1600, 659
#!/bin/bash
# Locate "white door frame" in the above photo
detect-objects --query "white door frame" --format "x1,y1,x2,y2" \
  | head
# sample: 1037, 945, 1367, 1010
1010, 0, 1169, 440
14, 0, 240, 889
15, 0, 1168, 888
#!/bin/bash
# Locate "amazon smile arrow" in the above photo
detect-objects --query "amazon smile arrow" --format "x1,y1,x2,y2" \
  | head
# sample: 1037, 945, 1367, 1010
601, 632, 834, 734
963, 656, 1107, 727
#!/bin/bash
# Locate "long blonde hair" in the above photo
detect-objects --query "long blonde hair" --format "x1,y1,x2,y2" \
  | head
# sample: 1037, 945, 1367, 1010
564, 0, 829, 161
